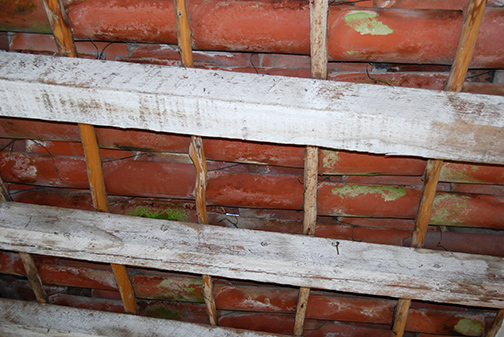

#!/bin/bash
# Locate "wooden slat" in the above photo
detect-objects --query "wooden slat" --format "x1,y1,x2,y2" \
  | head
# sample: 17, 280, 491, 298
1, 179, 48, 304
1, 52, 502, 165
391, 1, 488, 336
41, 0, 137, 315
1, 202, 503, 308
293, 0, 328, 334
488, 310, 504, 337
173, 0, 218, 325
0, 298, 286, 337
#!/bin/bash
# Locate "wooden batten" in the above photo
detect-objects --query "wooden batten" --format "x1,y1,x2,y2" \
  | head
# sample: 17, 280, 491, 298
0, 202, 502, 309
41, 0, 137, 315
293, 0, 328, 335
0, 298, 286, 337
391, 1, 489, 336
0, 51, 503, 165
1, 178, 48, 304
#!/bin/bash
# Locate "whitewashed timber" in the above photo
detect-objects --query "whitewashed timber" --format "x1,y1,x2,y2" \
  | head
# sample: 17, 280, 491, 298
0, 202, 502, 308
0, 298, 287, 337
0, 52, 503, 164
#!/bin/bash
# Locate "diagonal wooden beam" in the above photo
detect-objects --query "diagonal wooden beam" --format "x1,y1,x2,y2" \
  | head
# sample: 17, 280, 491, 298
173, 0, 217, 326
488, 310, 504, 337
391, 1, 488, 336
293, 0, 328, 334
1, 177, 48, 304
41, 0, 137, 315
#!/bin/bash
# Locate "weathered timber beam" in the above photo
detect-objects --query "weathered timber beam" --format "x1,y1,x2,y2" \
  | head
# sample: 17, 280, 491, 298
0, 298, 286, 337
0, 52, 503, 165
0, 202, 502, 309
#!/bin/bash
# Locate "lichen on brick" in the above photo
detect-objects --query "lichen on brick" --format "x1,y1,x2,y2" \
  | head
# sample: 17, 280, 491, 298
331, 184, 406, 201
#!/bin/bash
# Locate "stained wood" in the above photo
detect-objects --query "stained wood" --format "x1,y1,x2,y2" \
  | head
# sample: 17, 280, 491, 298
0, 202, 502, 308
19, 253, 49, 304
0, 298, 286, 337
302, 146, 319, 237
392, 1, 489, 336
446, 0, 488, 92
42, 0, 138, 314
488, 310, 504, 337
411, 159, 444, 248
1, 52, 503, 165
293, 287, 310, 336
41, 0, 77, 58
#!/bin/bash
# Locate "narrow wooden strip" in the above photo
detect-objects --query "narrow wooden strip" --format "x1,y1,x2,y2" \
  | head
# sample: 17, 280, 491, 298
392, 1, 488, 336
41, 0, 137, 314
294, 1, 329, 334
189, 136, 209, 225
174, 0, 217, 324
203, 274, 217, 326
446, 0, 488, 92
391, 298, 411, 337
293, 287, 310, 336
78, 124, 109, 213
18, 252, 49, 304
2, 179, 48, 304
110, 264, 137, 314
0, 298, 286, 337
302, 146, 319, 236
41, 0, 77, 57
488, 310, 504, 337
0, 202, 503, 308
1, 52, 503, 164
411, 159, 444, 248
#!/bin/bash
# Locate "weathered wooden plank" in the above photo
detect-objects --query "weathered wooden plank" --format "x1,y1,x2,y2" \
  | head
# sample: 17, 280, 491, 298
0, 298, 286, 337
488, 310, 504, 337
0, 202, 502, 308
0, 52, 503, 164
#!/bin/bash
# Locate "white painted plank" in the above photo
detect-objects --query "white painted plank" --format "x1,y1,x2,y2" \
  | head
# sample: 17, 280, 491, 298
0, 52, 503, 164
0, 202, 502, 308
0, 298, 286, 337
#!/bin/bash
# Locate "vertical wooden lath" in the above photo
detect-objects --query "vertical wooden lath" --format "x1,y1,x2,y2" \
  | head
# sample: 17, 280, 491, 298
1, 176, 48, 304
41, 0, 137, 315
488, 310, 504, 337
391, 1, 487, 336
173, 0, 217, 326
293, 0, 328, 335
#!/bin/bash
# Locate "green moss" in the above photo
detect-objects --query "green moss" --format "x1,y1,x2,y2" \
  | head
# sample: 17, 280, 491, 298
346, 50, 357, 55
344, 12, 393, 36
439, 165, 481, 183
453, 318, 483, 336
153, 278, 204, 302
148, 305, 180, 320
430, 194, 471, 226
322, 150, 340, 169
128, 206, 188, 221
331, 185, 406, 201
113, 143, 153, 152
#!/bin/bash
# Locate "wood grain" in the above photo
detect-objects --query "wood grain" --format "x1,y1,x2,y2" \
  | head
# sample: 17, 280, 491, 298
0, 298, 286, 337
1, 202, 502, 309
41, 0, 137, 315
488, 310, 504, 337
1, 52, 502, 164
391, 1, 488, 336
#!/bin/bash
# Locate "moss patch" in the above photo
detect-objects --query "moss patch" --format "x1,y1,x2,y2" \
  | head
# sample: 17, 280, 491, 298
453, 318, 483, 336
127, 206, 188, 221
147, 305, 180, 320
439, 164, 481, 183
331, 185, 406, 201
430, 194, 471, 226
344, 12, 393, 36
322, 150, 340, 169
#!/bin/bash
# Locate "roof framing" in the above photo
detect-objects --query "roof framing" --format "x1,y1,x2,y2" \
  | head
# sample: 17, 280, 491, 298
0, 51, 503, 164
0, 298, 286, 337
0, 202, 502, 309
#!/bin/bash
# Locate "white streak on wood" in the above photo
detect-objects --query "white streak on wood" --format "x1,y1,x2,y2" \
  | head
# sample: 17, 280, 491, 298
0, 298, 286, 337
0, 202, 502, 308
0, 52, 503, 164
